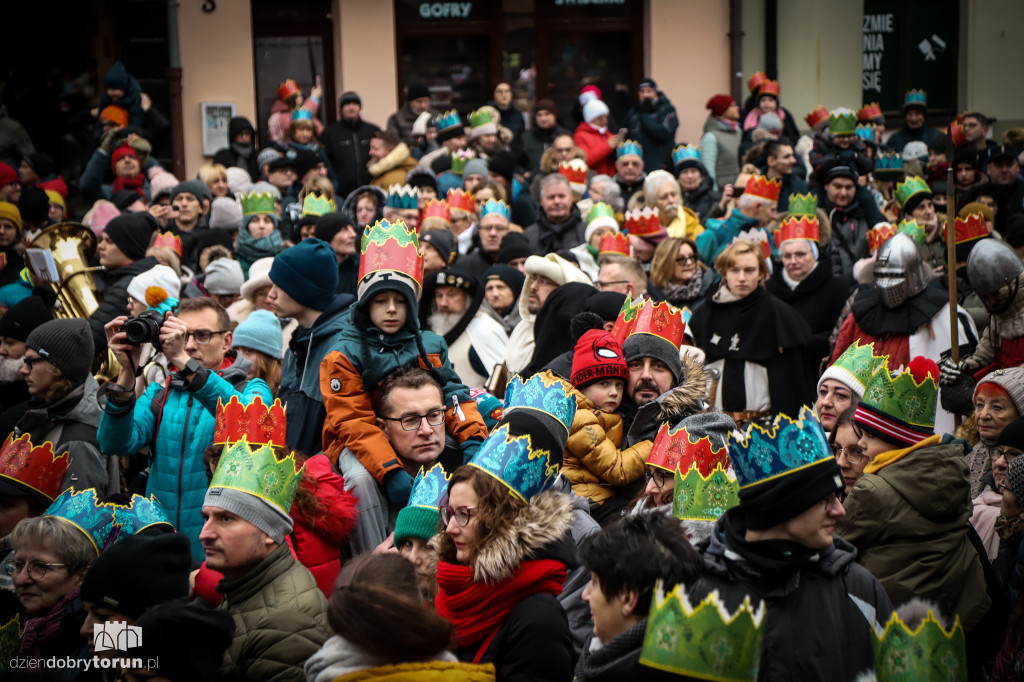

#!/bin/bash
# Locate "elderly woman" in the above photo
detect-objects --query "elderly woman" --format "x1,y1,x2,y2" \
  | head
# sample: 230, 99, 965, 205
967, 369, 1024, 499
648, 237, 713, 308
640, 170, 702, 240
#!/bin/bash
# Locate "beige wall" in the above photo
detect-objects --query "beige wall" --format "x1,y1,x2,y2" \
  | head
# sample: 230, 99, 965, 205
178, 1, 256, 177
963, 0, 1024, 135
647, 0, 731, 146
336, 0, 398, 128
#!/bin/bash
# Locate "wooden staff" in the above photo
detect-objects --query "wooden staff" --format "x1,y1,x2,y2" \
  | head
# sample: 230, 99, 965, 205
945, 165, 960, 427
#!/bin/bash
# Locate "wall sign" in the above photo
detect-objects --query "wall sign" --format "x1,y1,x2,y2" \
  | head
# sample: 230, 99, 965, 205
417, 2, 473, 19
201, 102, 235, 156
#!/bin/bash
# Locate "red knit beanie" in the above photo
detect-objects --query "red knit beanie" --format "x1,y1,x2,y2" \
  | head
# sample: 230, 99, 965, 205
111, 144, 138, 173
571, 329, 628, 389
706, 94, 735, 117
0, 162, 17, 187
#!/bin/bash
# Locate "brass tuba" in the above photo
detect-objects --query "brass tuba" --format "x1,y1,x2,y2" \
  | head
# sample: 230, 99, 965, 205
27, 222, 121, 382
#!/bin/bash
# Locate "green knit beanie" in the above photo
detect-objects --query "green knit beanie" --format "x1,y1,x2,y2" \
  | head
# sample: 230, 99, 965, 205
393, 505, 440, 547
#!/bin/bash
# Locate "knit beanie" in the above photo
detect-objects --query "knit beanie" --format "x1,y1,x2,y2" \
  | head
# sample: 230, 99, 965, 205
974, 368, 1024, 416
210, 196, 244, 230
171, 179, 213, 205
0, 202, 21, 230
583, 99, 610, 124
226, 167, 252, 196
45, 190, 65, 211
622, 333, 683, 385
488, 151, 516, 188
313, 212, 353, 243
24, 152, 53, 179
585, 291, 627, 323
269, 238, 339, 311
483, 264, 525, 301
571, 329, 628, 390
533, 99, 556, 116
111, 189, 144, 211
393, 506, 440, 547
257, 147, 282, 171
998, 416, 1024, 450
420, 229, 457, 266
463, 158, 488, 180
232, 310, 283, 358
26, 318, 94, 383
79, 532, 191, 619
132, 597, 235, 682
111, 144, 137, 173
408, 83, 430, 101
0, 296, 53, 341
127, 264, 181, 309
103, 212, 158, 261
1009, 455, 1024, 506
497, 232, 533, 264
204, 258, 244, 295
758, 112, 782, 132
103, 61, 130, 90
204, 486, 293, 544
99, 105, 130, 128
706, 94, 735, 117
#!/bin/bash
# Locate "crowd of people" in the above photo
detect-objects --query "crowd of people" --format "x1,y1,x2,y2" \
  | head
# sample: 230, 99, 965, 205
1, 59, 1024, 681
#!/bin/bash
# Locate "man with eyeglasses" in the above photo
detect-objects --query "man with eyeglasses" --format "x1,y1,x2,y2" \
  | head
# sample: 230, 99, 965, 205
596, 253, 647, 298
98, 297, 273, 561
457, 199, 510, 278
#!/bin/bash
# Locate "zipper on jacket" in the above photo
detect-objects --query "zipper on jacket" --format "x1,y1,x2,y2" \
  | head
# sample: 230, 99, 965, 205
177, 395, 194, 533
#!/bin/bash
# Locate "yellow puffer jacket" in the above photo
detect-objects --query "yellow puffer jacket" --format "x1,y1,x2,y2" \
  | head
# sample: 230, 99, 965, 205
333, 661, 495, 681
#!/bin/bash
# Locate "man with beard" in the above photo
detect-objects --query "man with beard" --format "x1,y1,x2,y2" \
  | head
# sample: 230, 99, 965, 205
213, 117, 259, 180
0, 295, 52, 414
524, 174, 586, 254
424, 268, 507, 388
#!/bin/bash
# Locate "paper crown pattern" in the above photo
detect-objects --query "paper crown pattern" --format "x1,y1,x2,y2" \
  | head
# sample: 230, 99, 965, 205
467, 108, 495, 130
408, 463, 451, 511
747, 71, 769, 93
111, 493, 174, 539
446, 188, 475, 214
610, 296, 642, 343
948, 212, 989, 246
386, 184, 419, 210
775, 215, 820, 249
621, 299, 686, 350
277, 79, 300, 102
291, 109, 313, 123
587, 202, 619, 231
434, 110, 463, 133
855, 123, 876, 142
673, 462, 740, 523
558, 159, 588, 192
468, 423, 561, 503
640, 583, 765, 682
904, 89, 927, 109
896, 218, 926, 246
240, 191, 275, 217
895, 176, 931, 209
743, 175, 781, 203
868, 223, 897, 254
946, 120, 966, 147
302, 193, 335, 217
829, 107, 858, 136
757, 80, 780, 97
0, 433, 69, 503
451, 149, 476, 176
672, 145, 701, 169
805, 105, 829, 129
209, 436, 304, 516
480, 199, 510, 220
617, 139, 643, 159
858, 102, 884, 122
874, 151, 905, 180
214, 395, 287, 447
826, 340, 890, 396
45, 488, 116, 554
624, 207, 661, 237
421, 199, 451, 225
787, 193, 817, 218
857, 357, 939, 442
727, 406, 833, 490
599, 232, 631, 257
359, 218, 424, 295
872, 610, 966, 682
153, 231, 183, 256
648, 420, 729, 474
502, 372, 577, 436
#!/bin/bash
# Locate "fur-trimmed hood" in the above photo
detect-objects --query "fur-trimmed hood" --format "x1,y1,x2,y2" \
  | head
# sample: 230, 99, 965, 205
367, 142, 413, 177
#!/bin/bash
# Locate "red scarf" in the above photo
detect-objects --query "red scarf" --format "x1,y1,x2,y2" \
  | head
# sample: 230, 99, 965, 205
434, 558, 566, 651
112, 173, 146, 197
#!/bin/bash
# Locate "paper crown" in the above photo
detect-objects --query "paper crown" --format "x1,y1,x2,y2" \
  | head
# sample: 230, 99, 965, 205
867, 223, 897, 254
240, 191, 275, 217
214, 395, 287, 447
624, 207, 661, 237
673, 462, 740, 523
858, 358, 939, 439
805, 105, 829, 129
829, 107, 858, 136
111, 493, 173, 539
468, 423, 561, 503
610, 296, 642, 343
45, 488, 115, 554
587, 202, 618, 230
904, 89, 927, 108
153, 231, 183, 256
0, 433, 69, 503
277, 79, 300, 101
872, 610, 966, 682
858, 102, 884, 122
599, 232, 631, 257
874, 151, 905, 180
757, 80, 780, 97
734, 228, 772, 265
787, 193, 817, 218
648, 422, 730, 474
775, 216, 820, 249
408, 463, 450, 511
558, 159, 588, 191
451, 149, 476, 176
434, 110, 463, 133
747, 71, 769, 93
728, 406, 833, 490
672, 145, 701, 169
0, 615, 19, 674
622, 298, 686, 350
895, 175, 931, 209
467, 108, 495, 130
617, 139, 643, 159
896, 217, 926, 246
480, 199, 510, 220
855, 123, 876, 142
290, 108, 313, 123
386, 184, 419, 210
946, 120, 966, 147
209, 441, 304, 516
302, 193, 335, 217
826, 340, 890, 396
359, 218, 424, 295
743, 175, 781, 203
446, 188, 476, 214
948, 212, 989, 245
640, 583, 765, 681
421, 199, 451, 225
502, 372, 577, 436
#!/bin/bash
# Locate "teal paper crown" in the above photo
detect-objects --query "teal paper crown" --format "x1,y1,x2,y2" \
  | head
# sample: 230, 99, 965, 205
904, 89, 927, 108
469, 423, 560, 503
727, 406, 833, 490
385, 184, 419, 210
618, 140, 643, 159
854, 123, 875, 142
45, 487, 115, 555
672, 145, 701, 168
480, 199, 510, 220
503, 373, 577, 436
112, 493, 174, 540
875, 152, 903, 171
435, 110, 462, 133
408, 463, 450, 511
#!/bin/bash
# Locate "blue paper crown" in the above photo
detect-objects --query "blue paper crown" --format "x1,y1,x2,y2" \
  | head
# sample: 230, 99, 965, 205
618, 140, 643, 159
290, 108, 314, 122
111, 494, 174, 540
480, 199, 510, 220
469, 423, 561, 503
408, 463, 451, 511
904, 89, 927, 108
875, 152, 903, 171
435, 110, 463, 132
503, 373, 577, 435
854, 124, 875, 142
727, 406, 834, 490
672, 145, 701, 167
45, 488, 116, 555
385, 184, 419, 210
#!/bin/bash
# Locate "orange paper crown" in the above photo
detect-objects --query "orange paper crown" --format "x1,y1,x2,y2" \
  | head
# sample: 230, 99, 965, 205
744, 175, 782, 203
857, 102, 883, 122
867, 223, 898, 254
774, 216, 821, 249
153, 231, 183, 257
647, 422, 730, 474
946, 120, 966, 147
558, 160, 588, 186
0, 434, 69, 502
624, 207, 661, 237
757, 80, 780, 97
599, 232, 631, 257
421, 199, 451, 224
747, 72, 768, 94
805, 106, 829, 129
214, 395, 287, 447
947, 213, 989, 246
628, 299, 685, 350
446, 188, 475, 214
277, 79, 301, 102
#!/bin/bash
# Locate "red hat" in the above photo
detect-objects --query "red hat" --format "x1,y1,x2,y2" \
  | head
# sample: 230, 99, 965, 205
0, 162, 16, 187
705, 94, 735, 117
570, 329, 629, 390
111, 144, 138, 173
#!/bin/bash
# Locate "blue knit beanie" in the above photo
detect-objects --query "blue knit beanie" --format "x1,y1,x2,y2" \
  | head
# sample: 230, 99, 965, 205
232, 310, 283, 358
269, 238, 338, 311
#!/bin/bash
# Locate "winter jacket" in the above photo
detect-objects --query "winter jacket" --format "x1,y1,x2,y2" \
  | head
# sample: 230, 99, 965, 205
573, 122, 617, 177
290, 454, 358, 596
698, 116, 741, 191
304, 634, 494, 682
623, 92, 679, 173
369, 142, 418, 191
515, 123, 572, 178
88, 256, 159, 353
551, 475, 601, 656
808, 135, 873, 178
268, 97, 323, 143
820, 199, 873, 284
523, 204, 587, 255
212, 116, 260, 180
963, 271, 1024, 372
681, 165, 722, 223
0, 247, 26, 290
836, 434, 992, 631
490, 101, 526, 141
98, 354, 271, 560
575, 619, 675, 682
79, 146, 152, 204
321, 116, 380, 198
886, 125, 944, 154
386, 103, 433, 147
695, 208, 761, 267
218, 542, 331, 682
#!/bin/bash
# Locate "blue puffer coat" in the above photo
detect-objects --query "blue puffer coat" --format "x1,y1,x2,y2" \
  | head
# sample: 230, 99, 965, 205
98, 355, 271, 560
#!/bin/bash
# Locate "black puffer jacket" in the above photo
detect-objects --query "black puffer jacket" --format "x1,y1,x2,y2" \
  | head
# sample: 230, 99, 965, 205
320, 116, 380, 198
523, 204, 587, 255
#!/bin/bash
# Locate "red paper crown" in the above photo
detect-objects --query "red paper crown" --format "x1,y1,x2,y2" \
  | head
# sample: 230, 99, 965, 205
214, 395, 287, 447
624, 207, 661, 237
774, 216, 821, 249
744, 175, 782, 203
946, 120, 966, 147
947, 213, 989, 246
558, 160, 588, 186
867, 223, 897, 254
421, 199, 451, 224
153, 231, 183, 257
629, 299, 685, 350
0, 434, 69, 502
805, 106, 829, 129
857, 102, 883, 121
757, 80, 780, 97
598, 232, 631, 257
278, 79, 300, 102
446, 188, 475, 214
747, 72, 768, 94
647, 422, 730, 474
611, 296, 642, 343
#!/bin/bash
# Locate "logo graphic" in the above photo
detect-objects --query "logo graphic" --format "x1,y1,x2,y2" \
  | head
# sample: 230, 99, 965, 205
93, 622, 142, 652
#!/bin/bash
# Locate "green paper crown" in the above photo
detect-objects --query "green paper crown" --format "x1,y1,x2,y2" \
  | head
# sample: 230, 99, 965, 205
641, 582, 765, 682
587, 201, 617, 225
787, 193, 817, 218
897, 218, 926, 246
895, 176, 931, 209
302, 193, 335, 217
0, 615, 19, 672
468, 108, 494, 129
673, 463, 739, 522
872, 611, 966, 682
209, 440, 304, 514
451, 149, 476, 175
861, 361, 938, 431
825, 340, 889, 396
240, 191, 275, 217
829, 107, 858, 136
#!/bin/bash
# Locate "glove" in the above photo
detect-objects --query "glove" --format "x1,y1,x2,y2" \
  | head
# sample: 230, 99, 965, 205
938, 356, 964, 386
383, 468, 414, 505
99, 128, 126, 154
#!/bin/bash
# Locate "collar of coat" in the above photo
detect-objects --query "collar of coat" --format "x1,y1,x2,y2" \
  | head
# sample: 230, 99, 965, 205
863, 433, 942, 474
367, 142, 412, 177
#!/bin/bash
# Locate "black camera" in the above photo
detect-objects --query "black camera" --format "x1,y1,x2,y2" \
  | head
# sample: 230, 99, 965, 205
123, 310, 165, 346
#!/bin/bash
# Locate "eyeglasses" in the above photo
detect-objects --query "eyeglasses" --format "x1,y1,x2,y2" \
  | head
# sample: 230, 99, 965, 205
644, 469, 669, 489
440, 505, 477, 527
675, 255, 697, 265
831, 443, 868, 466
781, 251, 812, 261
382, 408, 445, 431
3, 559, 66, 581
597, 280, 630, 290
22, 356, 46, 371
822, 492, 839, 509
184, 330, 227, 345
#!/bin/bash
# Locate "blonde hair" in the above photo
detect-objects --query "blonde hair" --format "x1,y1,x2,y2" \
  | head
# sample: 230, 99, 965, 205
298, 175, 335, 203
714, 240, 769, 278
649, 237, 705, 288
197, 163, 228, 187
